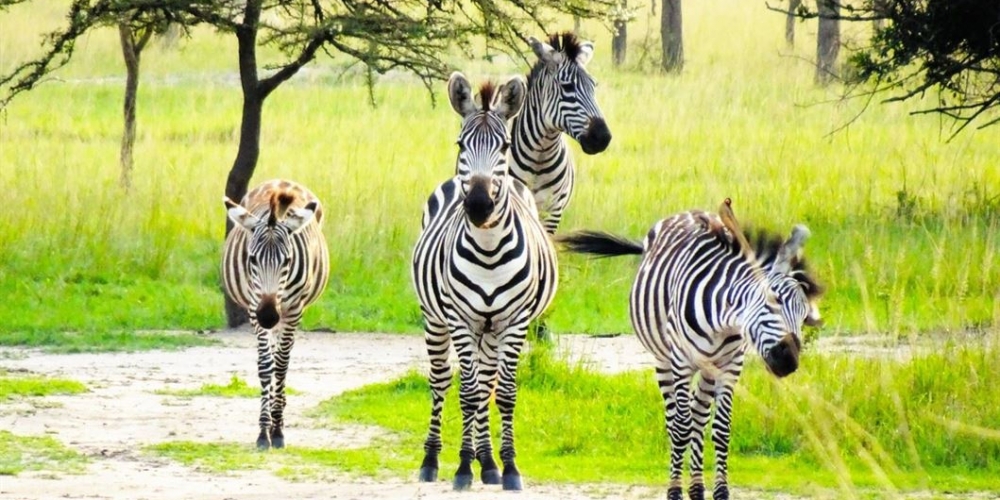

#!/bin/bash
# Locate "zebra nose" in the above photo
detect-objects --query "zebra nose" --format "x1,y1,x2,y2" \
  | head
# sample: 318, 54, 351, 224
255, 296, 280, 330
764, 335, 800, 378
579, 118, 611, 155
463, 178, 495, 227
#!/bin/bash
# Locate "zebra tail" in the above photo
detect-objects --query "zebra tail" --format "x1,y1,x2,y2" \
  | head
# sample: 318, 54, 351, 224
555, 230, 643, 258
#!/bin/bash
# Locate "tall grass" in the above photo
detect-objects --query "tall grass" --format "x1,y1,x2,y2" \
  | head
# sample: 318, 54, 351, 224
0, 1, 997, 337
310, 342, 1000, 492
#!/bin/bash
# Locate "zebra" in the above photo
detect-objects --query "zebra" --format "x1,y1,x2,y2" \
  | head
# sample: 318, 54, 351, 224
557, 199, 822, 500
511, 32, 612, 235
411, 72, 558, 491
221, 179, 330, 450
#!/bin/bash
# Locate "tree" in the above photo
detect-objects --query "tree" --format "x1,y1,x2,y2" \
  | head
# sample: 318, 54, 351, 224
816, 0, 840, 84
1, 0, 615, 326
660, 0, 682, 73
785, 0, 801, 46
610, 1, 629, 67
771, 0, 1000, 134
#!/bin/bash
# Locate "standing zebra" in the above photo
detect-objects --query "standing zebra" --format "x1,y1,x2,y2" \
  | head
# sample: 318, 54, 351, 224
221, 179, 330, 450
412, 73, 558, 491
558, 199, 822, 500
511, 32, 612, 235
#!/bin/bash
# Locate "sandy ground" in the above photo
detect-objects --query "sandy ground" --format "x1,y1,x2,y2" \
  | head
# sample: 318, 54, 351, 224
0, 330, 993, 500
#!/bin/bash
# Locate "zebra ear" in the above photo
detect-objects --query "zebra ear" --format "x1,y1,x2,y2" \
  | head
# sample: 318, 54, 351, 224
575, 41, 595, 67
224, 197, 260, 231
495, 75, 526, 120
774, 225, 810, 275
282, 201, 318, 234
448, 72, 477, 117
528, 36, 557, 65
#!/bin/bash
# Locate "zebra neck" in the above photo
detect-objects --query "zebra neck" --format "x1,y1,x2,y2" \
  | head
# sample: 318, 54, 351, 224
511, 93, 565, 168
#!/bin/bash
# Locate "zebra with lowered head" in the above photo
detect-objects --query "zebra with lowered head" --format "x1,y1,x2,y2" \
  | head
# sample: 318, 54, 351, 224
221, 179, 330, 450
511, 32, 612, 235
411, 72, 558, 491
557, 199, 822, 500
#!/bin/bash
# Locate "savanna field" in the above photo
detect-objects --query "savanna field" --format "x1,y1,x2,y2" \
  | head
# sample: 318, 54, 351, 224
1, 1, 999, 498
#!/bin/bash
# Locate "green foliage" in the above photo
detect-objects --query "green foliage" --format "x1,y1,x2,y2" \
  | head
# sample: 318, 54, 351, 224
0, 330, 218, 353
0, 373, 88, 399
0, 3, 997, 338
156, 373, 298, 398
312, 344, 1000, 492
0, 431, 88, 475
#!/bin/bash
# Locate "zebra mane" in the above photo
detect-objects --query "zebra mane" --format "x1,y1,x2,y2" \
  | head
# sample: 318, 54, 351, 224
267, 191, 297, 227
548, 32, 583, 61
477, 81, 496, 112
742, 227, 824, 299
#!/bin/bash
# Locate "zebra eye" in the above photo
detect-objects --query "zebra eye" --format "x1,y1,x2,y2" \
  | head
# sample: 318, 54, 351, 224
559, 81, 574, 93
500, 141, 510, 153
248, 255, 258, 266
456, 141, 466, 151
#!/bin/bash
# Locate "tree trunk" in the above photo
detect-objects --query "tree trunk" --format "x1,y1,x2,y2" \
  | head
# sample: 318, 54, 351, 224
660, 0, 683, 73
816, 0, 840, 84
223, 18, 264, 328
872, 0, 889, 31
785, 0, 801, 47
612, 1, 627, 67
118, 23, 140, 191
573, 15, 581, 34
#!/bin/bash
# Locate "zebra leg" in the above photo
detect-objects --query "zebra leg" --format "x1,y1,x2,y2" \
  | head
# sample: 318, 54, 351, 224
420, 321, 452, 483
686, 374, 716, 500
474, 334, 501, 485
269, 321, 297, 449
452, 328, 481, 491
711, 378, 740, 500
253, 324, 275, 450
496, 330, 527, 491
657, 360, 693, 500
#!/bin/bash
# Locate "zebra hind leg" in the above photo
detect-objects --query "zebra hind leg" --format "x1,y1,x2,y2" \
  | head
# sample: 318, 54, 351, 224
686, 374, 716, 500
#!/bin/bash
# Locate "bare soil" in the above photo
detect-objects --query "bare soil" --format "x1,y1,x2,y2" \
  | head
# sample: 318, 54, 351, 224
0, 330, 987, 499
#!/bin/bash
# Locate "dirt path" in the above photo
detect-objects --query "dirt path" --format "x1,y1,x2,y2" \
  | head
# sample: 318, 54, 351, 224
0, 330, 985, 499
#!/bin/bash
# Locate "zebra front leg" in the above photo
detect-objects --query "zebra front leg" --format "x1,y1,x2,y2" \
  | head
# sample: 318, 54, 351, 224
269, 321, 298, 449
474, 334, 501, 485
253, 323, 275, 450
420, 321, 452, 483
686, 374, 716, 500
496, 329, 527, 491
711, 379, 739, 500
451, 328, 482, 491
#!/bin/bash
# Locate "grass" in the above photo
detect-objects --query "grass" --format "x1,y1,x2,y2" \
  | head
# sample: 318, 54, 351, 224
156, 373, 299, 398
0, 431, 88, 475
0, 373, 88, 399
0, 329, 219, 353
306, 343, 1000, 494
0, 2, 996, 340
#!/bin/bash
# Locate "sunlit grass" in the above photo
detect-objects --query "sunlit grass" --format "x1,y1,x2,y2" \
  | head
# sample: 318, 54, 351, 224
0, 431, 88, 476
155, 373, 299, 398
0, 1, 996, 340
310, 342, 1000, 493
0, 373, 87, 399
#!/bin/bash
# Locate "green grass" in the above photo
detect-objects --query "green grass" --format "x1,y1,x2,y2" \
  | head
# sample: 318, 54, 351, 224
0, 373, 88, 399
308, 343, 1000, 494
0, 431, 88, 475
156, 373, 299, 398
1, 2, 997, 338
0, 330, 219, 353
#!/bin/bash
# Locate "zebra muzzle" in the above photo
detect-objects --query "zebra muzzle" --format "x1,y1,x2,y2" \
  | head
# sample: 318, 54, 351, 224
579, 117, 611, 155
764, 335, 800, 378
463, 178, 495, 228
255, 296, 281, 329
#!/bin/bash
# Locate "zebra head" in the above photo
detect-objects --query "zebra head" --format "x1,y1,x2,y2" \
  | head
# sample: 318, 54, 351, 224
527, 33, 611, 154
448, 72, 527, 228
224, 194, 318, 329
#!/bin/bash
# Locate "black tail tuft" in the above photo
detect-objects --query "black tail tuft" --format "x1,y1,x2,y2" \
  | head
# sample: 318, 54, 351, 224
555, 230, 643, 258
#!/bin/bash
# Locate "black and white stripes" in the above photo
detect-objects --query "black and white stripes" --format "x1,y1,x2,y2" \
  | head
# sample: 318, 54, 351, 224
411, 72, 558, 492
510, 32, 612, 234
557, 199, 822, 500
221, 179, 330, 450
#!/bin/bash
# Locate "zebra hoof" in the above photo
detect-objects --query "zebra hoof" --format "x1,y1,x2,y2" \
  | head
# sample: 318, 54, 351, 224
481, 468, 501, 485
255, 431, 270, 451
270, 428, 284, 449
688, 483, 705, 500
668, 486, 683, 500
501, 472, 522, 491
418, 467, 438, 483
453, 473, 474, 491
713, 485, 729, 500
